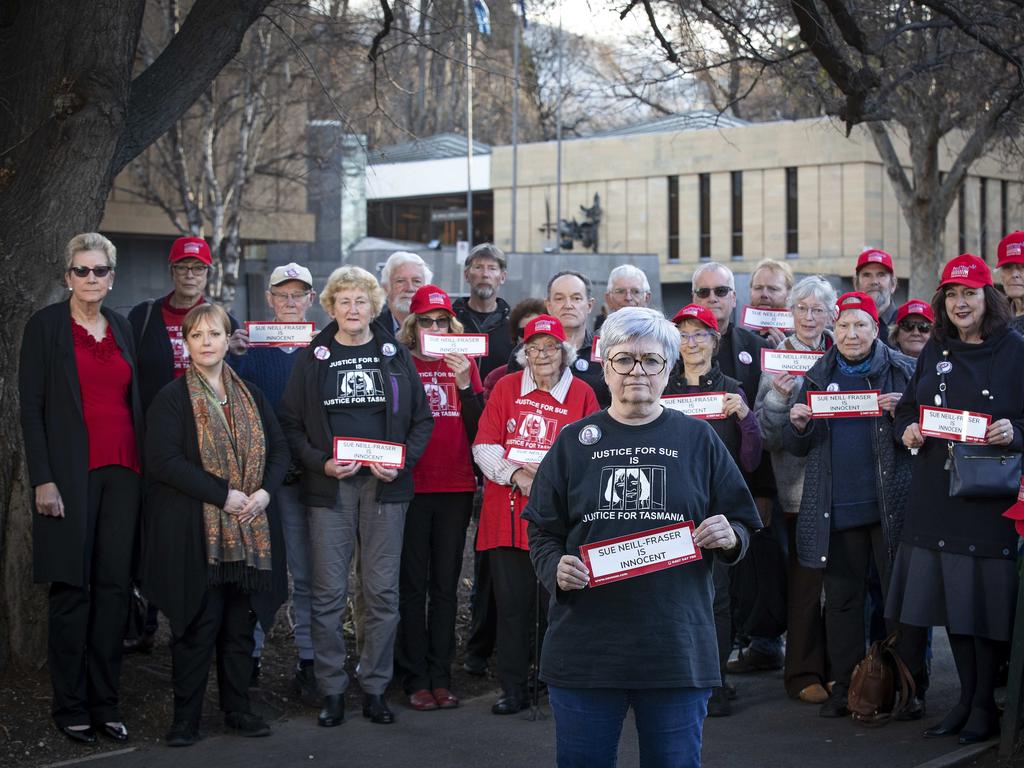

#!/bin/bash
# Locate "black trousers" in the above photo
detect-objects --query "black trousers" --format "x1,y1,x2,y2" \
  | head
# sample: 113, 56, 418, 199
465, 531, 497, 664
826, 525, 929, 693
48, 465, 141, 727
396, 491, 473, 692
489, 547, 547, 695
784, 518, 827, 697
170, 584, 255, 726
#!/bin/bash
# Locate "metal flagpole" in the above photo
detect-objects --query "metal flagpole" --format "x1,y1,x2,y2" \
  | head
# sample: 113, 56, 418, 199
554, 0, 563, 254
510, 2, 520, 254
465, 0, 474, 250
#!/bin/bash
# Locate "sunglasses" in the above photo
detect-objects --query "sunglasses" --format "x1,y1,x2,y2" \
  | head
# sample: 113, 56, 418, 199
899, 321, 932, 334
417, 316, 451, 330
69, 265, 112, 278
694, 286, 733, 299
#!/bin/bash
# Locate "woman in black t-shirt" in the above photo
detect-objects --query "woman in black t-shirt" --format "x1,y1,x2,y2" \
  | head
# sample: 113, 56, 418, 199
279, 265, 433, 730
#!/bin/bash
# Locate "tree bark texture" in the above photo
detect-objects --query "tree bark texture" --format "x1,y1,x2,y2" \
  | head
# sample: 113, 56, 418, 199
0, 0, 270, 671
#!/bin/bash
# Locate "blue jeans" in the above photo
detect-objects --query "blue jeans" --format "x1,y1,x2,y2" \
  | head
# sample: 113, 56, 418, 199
548, 685, 710, 768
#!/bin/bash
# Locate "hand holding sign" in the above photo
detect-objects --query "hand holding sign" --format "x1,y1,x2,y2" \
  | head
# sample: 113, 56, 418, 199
902, 423, 925, 451
556, 554, 590, 591
370, 463, 399, 483
771, 372, 798, 397
790, 403, 813, 432
693, 514, 738, 551
723, 393, 749, 420
444, 353, 472, 389
987, 418, 1015, 447
878, 392, 902, 415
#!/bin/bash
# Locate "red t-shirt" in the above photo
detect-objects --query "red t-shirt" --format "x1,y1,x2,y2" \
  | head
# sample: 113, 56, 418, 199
412, 356, 483, 493
474, 371, 599, 551
161, 294, 204, 377
72, 319, 140, 473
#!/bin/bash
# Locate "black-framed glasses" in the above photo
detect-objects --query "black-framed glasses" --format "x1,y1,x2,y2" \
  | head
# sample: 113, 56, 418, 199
609, 353, 667, 376
899, 321, 932, 334
68, 265, 112, 278
417, 316, 451, 330
172, 263, 210, 276
694, 286, 732, 299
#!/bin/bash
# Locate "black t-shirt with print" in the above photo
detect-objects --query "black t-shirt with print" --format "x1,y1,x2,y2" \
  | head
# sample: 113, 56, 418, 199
322, 339, 387, 443
522, 408, 760, 689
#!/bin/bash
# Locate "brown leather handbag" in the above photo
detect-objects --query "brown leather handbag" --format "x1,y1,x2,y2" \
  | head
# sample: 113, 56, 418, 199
848, 632, 916, 725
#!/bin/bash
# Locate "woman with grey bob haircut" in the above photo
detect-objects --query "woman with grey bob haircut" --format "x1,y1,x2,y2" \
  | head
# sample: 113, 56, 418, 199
755, 274, 836, 703
598, 306, 680, 371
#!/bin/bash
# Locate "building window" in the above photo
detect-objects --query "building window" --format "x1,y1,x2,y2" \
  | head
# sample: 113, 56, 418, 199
668, 176, 679, 261
731, 171, 743, 259
699, 173, 711, 260
785, 167, 798, 256
1003, 180, 1009, 238
958, 182, 966, 254
980, 178, 988, 259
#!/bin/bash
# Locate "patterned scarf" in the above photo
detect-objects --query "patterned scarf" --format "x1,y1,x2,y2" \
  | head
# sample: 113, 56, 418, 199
187, 364, 271, 592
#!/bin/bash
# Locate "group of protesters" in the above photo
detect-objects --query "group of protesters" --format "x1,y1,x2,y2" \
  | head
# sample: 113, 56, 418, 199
18, 229, 1024, 765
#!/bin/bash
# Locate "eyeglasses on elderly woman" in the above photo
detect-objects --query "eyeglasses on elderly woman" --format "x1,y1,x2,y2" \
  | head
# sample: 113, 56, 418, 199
608, 352, 667, 376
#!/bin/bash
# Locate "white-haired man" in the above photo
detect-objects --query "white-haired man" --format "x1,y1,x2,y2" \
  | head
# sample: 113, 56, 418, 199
374, 251, 434, 337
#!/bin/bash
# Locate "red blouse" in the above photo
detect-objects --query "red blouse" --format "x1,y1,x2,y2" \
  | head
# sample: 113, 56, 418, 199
72, 319, 141, 473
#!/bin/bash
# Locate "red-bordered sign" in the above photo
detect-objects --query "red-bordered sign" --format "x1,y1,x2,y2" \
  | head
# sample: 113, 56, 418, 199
760, 348, 823, 375
333, 437, 406, 468
579, 522, 702, 587
741, 305, 795, 331
807, 390, 882, 418
245, 321, 315, 347
419, 332, 489, 358
919, 405, 991, 444
660, 393, 727, 420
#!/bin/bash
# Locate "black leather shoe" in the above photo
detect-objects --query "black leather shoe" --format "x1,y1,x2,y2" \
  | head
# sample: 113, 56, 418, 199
318, 694, 345, 727
164, 721, 202, 747
819, 689, 850, 718
924, 706, 969, 738
362, 694, 395, 724
58, 724, 96, 745
959, 727, 996, 745
491, 692, 525, 715
707, 686, 732, 717
894, 696, 926, 722
96, 722, 129, 742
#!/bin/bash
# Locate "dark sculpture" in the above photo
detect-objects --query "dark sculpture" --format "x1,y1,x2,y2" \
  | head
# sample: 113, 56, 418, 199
539, 193, 602, 253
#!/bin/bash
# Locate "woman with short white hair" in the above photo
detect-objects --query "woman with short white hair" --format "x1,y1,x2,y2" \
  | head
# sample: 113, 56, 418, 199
524, 307, 760, 767
754, 275, 835, 703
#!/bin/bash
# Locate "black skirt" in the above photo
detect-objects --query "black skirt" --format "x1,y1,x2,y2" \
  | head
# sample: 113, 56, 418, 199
885, 542, 1018, 642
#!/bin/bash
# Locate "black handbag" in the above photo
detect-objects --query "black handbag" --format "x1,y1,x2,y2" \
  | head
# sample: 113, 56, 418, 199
947, 443, 1022, 498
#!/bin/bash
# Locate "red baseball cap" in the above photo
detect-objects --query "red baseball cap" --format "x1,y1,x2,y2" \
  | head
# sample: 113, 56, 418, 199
169, 237, 212, 266
836, 291, 879, 324
895, 299, 935, 325
523, 314, 567, 343
409, 284, 454, 316
671, 303, 719, 332
856, 248, 894, 274
997, 231, 1024, 267
937, 254, 993, 290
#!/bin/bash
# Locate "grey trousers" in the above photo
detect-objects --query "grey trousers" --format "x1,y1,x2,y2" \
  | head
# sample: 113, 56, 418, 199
308, 476, 408, 696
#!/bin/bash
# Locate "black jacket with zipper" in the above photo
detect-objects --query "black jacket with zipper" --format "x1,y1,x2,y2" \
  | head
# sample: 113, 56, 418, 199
279, 321, 434, 506
783, 340, 915, 569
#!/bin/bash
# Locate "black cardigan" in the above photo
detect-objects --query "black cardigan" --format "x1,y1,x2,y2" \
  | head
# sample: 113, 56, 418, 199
141, 376, 290, 635
279, 321, 434, 507
894, 328, 1024, 560
19, 301, 144, 585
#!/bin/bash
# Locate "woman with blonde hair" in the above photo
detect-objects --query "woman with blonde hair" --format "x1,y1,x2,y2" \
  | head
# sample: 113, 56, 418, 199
280, 265, 433, 728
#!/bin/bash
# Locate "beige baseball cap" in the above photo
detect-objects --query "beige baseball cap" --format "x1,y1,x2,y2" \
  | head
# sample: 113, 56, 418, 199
269, 262, 313, 287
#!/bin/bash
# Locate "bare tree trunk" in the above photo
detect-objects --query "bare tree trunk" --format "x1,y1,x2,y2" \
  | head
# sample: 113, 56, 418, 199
0, 0, 271, 671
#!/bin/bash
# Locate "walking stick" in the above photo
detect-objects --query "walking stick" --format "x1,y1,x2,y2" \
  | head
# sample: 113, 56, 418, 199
526, 574, 547, 721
